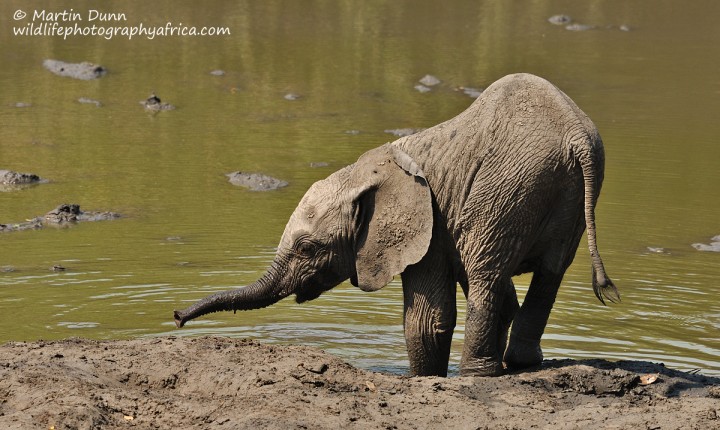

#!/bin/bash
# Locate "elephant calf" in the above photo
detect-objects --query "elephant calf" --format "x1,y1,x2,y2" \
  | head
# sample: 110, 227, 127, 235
174, 73, 619, 377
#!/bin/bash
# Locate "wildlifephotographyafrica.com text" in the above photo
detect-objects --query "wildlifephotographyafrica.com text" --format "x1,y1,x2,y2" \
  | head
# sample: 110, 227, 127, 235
11, 8, 230, 40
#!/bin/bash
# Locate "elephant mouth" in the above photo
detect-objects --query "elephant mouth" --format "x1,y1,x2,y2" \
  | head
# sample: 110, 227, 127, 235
294, 272, 344, 303
295, 282, 327, 303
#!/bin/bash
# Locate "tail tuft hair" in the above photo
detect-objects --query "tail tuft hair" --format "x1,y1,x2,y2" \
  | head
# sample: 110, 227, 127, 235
592, 267, 620, 305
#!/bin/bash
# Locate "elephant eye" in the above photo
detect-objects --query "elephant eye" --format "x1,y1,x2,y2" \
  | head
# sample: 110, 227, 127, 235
296, 240, 318, 257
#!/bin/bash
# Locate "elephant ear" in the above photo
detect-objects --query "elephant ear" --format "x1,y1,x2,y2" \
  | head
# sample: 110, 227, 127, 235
351, 144, 433, 292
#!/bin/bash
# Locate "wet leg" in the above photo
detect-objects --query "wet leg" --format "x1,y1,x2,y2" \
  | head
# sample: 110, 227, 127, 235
402, 256, 457, 377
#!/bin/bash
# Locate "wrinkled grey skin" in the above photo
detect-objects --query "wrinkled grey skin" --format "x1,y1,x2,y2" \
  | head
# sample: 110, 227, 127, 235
174, 74, 618, 377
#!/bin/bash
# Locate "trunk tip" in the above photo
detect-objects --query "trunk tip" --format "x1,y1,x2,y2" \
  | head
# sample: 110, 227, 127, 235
173, 310, 187, 328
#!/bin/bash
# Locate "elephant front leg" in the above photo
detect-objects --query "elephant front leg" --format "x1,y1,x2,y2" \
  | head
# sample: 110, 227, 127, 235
401, 258, 457, 377
460, 276, 518, 376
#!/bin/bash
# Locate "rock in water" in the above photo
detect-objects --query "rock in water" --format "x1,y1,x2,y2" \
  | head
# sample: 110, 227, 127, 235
566, 23, 595, 31
78, 97, 102, 107
0, 170, 46, 191
456, 86, 483, 98
1, 204, 120, 232
141, 93, 176, 111
43, 59, 106, 80
548, 15, 572, 25
44, 204, 82, 224
418, 75, 441, 86
384, 128, 426, 137
226, 172, 288, 191
692, 235, 720, 252
44, 204, 120, 224
0, 170, 42, 185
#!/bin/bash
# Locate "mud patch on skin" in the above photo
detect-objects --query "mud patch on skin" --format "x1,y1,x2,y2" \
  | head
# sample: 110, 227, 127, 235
0, 337, 717, 429
226, 172, 288, 191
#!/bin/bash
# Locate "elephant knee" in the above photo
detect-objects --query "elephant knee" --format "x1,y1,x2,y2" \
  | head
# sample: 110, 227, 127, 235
403, 309, 456, 376
433, 307, 456, 335
405, 317, 454, 353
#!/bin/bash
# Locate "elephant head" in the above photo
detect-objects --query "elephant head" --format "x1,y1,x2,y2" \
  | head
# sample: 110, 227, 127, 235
174, 144, 434, 328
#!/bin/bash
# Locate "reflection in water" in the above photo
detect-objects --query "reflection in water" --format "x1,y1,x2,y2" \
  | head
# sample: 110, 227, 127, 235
0, 0, 719, 375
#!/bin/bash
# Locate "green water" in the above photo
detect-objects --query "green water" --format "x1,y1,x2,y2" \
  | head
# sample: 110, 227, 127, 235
1, 0, 718, 375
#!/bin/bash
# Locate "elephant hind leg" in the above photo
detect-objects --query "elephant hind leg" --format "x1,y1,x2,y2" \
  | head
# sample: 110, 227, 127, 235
460, 275, 519, 376
504, 183, 587, 370
504, 269, 564, 369
497, 281, 519, 360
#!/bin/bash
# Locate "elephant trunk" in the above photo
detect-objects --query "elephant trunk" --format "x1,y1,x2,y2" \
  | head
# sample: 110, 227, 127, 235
173, 262, 289, 328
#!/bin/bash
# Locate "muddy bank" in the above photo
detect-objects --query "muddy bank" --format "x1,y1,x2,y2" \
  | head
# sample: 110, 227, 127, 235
0, 337, 717, 429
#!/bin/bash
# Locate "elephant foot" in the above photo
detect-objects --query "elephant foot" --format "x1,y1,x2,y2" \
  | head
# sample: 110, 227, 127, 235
459, 357, 504, 377
503, 341, 543, 370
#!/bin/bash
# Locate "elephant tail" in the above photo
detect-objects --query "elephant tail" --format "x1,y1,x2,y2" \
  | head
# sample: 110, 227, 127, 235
577, 138, 620, 306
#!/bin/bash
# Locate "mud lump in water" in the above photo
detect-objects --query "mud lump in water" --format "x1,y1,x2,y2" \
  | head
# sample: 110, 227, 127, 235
0, 170, 44, 188
43, 59, 107, 80
226, 172, 288, 191
141, 93, 176, 111
0, 204, 120, 232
